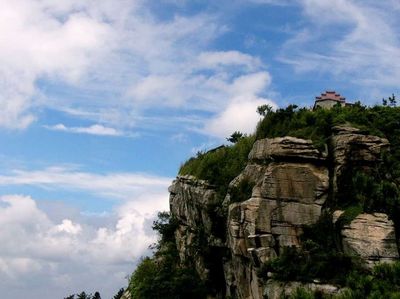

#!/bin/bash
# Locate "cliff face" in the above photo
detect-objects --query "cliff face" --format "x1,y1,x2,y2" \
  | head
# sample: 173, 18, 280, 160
168, 127, 398, 298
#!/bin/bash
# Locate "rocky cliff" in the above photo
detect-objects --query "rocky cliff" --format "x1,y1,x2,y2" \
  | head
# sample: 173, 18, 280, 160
168, 126, 399, 298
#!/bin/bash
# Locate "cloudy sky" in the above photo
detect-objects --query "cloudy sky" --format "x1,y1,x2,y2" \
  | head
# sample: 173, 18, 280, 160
0, 0, 399, 298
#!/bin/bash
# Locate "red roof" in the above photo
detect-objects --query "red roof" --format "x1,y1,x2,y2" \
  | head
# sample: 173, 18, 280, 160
315, 91, 345, 102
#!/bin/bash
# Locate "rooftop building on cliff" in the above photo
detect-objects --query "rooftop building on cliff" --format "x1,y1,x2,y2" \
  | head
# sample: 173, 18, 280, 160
313, 91, 351, 110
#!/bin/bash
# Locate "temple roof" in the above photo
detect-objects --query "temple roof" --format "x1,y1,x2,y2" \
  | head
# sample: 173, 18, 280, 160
315, 90, 345, 102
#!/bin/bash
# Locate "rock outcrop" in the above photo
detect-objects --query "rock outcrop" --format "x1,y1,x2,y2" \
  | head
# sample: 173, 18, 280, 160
265, 280, 340, 299
336, 212, 399, 265
169, 175, 224, 281
168, 128, 399, 299
331, 126, 389, 196
249, 136, 326, 162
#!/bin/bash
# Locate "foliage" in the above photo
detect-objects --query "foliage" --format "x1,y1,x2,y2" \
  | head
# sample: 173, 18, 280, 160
255, 101, 400, 152
262, 244, 356, 285
256, 104, 272, 116
227, 131, 244, 143
179, 135, 255, 199
289, 288, 317, 299
112, 288, 125, 299
77, 292, 93, 299
152, 211, 179, 248
128, 212, 207, 299
129, 257, 206, 299
64, 291, 101, 299
261, 214, 359, 284
335, 262, 400, 298
335, 206, 363, 228
229, 178, 255, 203
132, 100, 400, 298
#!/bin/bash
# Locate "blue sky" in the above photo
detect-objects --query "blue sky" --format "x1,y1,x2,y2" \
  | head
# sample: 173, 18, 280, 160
0, 0, 399, 298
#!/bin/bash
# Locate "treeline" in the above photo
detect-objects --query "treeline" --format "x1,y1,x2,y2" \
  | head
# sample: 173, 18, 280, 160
129, 96, 400, 298
127, 212, 206, 298
64, 288, 124, 299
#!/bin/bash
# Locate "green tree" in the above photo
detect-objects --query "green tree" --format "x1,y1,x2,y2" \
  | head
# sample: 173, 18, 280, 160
389, 93, 397, 106
76, 292, 91, 299
226, 131, 243, 143
256, 104, 272, 116
113, 288, 125, 299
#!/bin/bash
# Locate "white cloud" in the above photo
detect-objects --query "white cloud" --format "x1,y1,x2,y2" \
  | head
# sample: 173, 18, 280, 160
204, 96, 276, 138
0, 0, 277, 137
202, 71, 276, 138
0, 191, 169, 298
0, 0, 116, 129
197, 51, 262, 70
0, 166, 172, 200
279, 0, 400, 92
0, 166, 172, 297
54, 219, 82, 235
44, 123, 128, 137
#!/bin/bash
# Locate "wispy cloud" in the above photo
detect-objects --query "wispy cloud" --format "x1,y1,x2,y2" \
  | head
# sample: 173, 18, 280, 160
0, 0, 276, 138
279, 0, 400, 95
0, 166, 172, 297
0, 166, 172, 200
43, 123, 134, 137
0, 193, 168, 298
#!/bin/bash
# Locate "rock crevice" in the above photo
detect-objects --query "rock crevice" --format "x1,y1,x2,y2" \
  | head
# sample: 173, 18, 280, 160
169, 129, 396, 298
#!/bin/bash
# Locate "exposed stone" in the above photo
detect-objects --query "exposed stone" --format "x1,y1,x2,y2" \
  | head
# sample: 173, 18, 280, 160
332, 210, 345, 223
223, 163, 266, 206
341, 213, 399, 265
259, 163, 329, 205
331, 126, 390, 196
168, 175, 223, 285
120, 289, 131, 299
264, 280, 341, 299
332, 126, 389, 166
249, 137, 326, 162
164, 130, 399, 299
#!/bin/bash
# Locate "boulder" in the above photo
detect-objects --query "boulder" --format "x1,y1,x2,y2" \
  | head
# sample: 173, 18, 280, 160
340, 213, 399, 265
249, 137, 326, 162
332, 126, 389, 166
259, 163, 329, 205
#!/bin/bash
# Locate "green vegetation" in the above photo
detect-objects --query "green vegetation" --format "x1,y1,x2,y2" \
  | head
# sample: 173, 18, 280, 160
64, 292, 101, 299
285, 262, 400, 299
253, 100, 400, 298
335, 205, 363, 228
260, 213, 359, 285
179, 135, 255, 199
180, 100, 400, 204
127, 212, 207, 299
131, 98, 400, 298
113, 289, 125, 299
226, 131, 244, 143
255, 102, 400, 153
229, 178, 255, 203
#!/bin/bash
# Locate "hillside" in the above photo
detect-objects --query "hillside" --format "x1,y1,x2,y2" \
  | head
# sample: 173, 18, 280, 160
126, 102, 400, 299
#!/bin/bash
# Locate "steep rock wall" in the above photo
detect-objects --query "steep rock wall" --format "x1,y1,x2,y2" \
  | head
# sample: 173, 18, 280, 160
168, 129, 395, 298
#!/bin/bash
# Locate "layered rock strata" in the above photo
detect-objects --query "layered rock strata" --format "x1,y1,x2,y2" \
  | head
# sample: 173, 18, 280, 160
333, 211, 399, 265
168, 128, 396, 299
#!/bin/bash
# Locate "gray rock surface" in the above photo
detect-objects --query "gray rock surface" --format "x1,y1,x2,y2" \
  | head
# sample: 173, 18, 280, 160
165, 131, 398, 299
340, 213, 399, 265
331, 126, 389, 194
264, 280, 340, 299
249, 136, 326, 162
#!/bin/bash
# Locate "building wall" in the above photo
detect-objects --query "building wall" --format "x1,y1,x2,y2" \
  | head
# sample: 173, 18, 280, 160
314, 100, 345, 110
